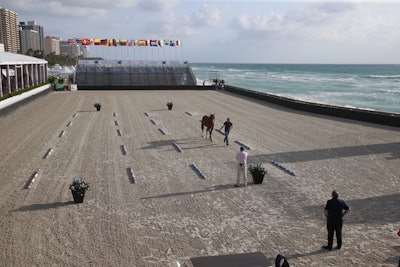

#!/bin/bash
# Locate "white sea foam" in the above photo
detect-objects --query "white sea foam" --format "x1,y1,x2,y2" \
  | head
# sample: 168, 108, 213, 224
191, 63, 400, 114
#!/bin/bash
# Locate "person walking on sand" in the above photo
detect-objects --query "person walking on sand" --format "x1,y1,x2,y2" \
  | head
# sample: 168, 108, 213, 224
219, 118, 232, 145
323, 190, 350, 250
235, 146, 248, 187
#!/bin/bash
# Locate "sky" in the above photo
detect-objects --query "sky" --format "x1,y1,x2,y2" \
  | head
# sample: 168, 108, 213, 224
2, 0, 400, 64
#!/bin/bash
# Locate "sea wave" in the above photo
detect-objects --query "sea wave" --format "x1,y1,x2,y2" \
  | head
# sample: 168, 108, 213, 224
191, 63, 400, 114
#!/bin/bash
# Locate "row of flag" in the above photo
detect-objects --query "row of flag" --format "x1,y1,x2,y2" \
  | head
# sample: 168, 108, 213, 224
68, 38, 182, 47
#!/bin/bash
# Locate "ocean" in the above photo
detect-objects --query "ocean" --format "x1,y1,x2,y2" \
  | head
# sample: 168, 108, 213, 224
191, 63, 400, 115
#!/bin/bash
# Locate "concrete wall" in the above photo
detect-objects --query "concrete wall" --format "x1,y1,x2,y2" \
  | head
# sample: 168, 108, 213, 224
77, 85, 204, 90
0, 84, 52, 116
223, 85, 400, 127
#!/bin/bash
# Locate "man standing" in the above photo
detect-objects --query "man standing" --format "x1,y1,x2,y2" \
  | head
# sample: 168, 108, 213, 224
235, 146, 248, 187
219, 118, 232, 145
323, 190, 350, 250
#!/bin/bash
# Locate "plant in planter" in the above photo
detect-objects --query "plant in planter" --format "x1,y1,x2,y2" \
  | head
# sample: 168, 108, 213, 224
248, 164, 266, 184
166, 102, 173, 110
94, 102, 101, 111
69, 178, 90, 203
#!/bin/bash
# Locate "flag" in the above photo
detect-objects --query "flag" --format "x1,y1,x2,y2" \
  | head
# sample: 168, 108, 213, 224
119, 39, 127, 46
93, 38, 101, 45
100, 39, 108, 45
81, 38, 91, 46
68, 39, 76, 45
149, 40, 158, 47
157, 40, 164, 47
108, 39, 118, 46
139, 40, 148, 46
164, 40, 170, 46
175, 40, 182, 46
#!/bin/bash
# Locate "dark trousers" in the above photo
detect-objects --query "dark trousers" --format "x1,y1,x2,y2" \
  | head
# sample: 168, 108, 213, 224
327, 218, 343, 249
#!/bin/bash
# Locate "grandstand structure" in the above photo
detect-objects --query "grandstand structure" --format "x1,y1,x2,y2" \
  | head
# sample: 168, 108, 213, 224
75, 59, 198, 90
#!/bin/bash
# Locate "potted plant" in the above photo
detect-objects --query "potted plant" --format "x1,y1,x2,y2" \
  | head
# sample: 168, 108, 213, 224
94, 102, 101, 111
166, 102, 173, 110
248, 164, 266, 184
69, 178, 90, 203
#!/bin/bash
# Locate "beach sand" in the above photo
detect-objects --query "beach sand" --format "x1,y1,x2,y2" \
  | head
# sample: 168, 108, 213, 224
0, 90, 399, 266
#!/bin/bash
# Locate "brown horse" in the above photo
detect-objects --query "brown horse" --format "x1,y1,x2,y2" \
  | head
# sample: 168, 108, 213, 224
201, 114, 215, 142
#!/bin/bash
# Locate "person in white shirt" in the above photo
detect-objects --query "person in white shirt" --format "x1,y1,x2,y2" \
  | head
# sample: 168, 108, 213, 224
236, 146, 248, 187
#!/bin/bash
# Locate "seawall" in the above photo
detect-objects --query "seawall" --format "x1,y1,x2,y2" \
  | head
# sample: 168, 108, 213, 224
223, 84, 400, 127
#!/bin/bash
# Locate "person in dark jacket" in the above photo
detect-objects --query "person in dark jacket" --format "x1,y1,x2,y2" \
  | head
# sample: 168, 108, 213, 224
323, 190, 350, 250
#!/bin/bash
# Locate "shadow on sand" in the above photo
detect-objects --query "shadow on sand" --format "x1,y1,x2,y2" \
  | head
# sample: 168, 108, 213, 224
141, 183, 240, 200
248, 142, 400, 164
14, 201, 76, 212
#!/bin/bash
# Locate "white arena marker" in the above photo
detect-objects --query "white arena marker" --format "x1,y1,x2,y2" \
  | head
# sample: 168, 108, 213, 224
127, 167, 136, 183
216, 129, 225, 135
191, 163, 207, 179
172, 141, 183, 152
114, 120, 119, 126
144, 112, 149, 116
113, 112, 117, 117
159, 128, 166, 135
185, 111, 193, 116
116, 129, 122, 136
25, 169, 39, 189
43, 148, 53, 159
235, 140, 251, 150
67, 121, 72, 127
271, 161, 296, 176
150, 119, 156, 125
73, 112, 77, 118
59, 130, 65, 137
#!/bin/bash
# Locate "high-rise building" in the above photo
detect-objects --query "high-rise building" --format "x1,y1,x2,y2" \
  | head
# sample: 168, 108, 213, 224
19, 22, 40, 54
44, 36, 60, 55
27, 21, 44, 51
0, 7, 20, 53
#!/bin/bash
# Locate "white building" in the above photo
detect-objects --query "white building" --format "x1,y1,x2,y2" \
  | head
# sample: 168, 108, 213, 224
0, 51, 48, 97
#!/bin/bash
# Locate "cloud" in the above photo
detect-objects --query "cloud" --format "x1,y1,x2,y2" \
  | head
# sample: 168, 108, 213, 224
136, 3, 223, 37
188, 4, 222, 27
5, 0, 138, 18
137, 0, 180, 12
230, 2, 400, 43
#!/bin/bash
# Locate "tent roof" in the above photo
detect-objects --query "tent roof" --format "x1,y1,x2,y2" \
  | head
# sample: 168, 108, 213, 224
0, 52, 47, 65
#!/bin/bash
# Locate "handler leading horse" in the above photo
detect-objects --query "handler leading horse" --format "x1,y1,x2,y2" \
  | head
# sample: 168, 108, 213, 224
201, 114, 215, 142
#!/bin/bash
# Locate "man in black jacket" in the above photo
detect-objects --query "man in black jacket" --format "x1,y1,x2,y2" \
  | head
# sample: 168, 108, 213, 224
323, 190, 350, 250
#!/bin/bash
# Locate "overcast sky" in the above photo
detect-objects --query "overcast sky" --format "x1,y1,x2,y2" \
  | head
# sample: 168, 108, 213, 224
3, 0, 400, 63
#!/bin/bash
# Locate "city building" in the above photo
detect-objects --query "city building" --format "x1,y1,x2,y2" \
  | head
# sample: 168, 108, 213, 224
19, 22, 40, 54
19, 21, 44, 54
0, 7, 20, 53
81, 45, 90, 58
44, 36, 60, 55
60, 41, 81, 57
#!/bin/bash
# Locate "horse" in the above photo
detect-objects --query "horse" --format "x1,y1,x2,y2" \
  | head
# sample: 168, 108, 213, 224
201, 114, 215, 142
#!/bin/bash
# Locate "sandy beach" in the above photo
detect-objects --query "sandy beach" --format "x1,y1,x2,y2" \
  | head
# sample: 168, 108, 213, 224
0, 89, 399, 266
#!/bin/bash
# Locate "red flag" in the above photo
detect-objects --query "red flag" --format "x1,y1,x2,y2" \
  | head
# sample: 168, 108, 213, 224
68, 39, 76, 45
100, 39, 108, 45
81, 38, 91, 46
